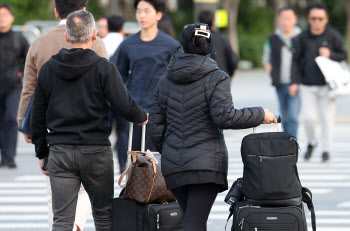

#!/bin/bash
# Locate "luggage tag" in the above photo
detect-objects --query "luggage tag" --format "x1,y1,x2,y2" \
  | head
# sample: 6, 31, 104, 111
147, 149, 158, 164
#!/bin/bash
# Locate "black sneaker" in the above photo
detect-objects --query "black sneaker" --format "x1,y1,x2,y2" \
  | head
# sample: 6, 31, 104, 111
7, 159, 17, 169
0, 159, 8, 167
321, 152, 330, 163
304, 144, 314, 161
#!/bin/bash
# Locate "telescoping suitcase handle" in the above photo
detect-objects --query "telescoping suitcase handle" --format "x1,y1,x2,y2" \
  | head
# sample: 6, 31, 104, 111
128, 123, 146, 153
253, 114, 282, 133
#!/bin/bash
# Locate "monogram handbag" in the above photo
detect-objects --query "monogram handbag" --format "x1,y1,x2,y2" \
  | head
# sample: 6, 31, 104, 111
118, 124, 175, 204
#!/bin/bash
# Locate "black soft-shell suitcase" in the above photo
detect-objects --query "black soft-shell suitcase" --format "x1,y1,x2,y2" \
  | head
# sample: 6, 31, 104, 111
113, 124, 184, 231
230, 202, 308, 231
112, 197, 183, 231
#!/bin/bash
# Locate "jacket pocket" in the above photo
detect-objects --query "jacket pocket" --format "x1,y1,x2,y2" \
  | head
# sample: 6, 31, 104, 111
259, 154, 300, 199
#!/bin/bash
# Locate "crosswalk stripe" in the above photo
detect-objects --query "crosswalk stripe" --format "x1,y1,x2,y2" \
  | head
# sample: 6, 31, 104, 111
0, 206, 47, 212
337, 201, 350, 208
0, 190, 46, 195
226, 174, 349, 181
226, 163, 350, 168
0, 197, 46, 203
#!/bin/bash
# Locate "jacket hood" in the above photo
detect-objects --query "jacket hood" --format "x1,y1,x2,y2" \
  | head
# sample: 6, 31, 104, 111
275, 26, 301, 39
167, 49, 219, 84
49, 48, 102, 81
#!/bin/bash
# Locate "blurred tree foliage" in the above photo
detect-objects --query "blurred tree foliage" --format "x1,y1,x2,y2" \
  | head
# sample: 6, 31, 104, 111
236, 1, 274, 67
2, 0, 348, 67
168, 0, 194, 40
1, 0, 54, 24
1, 0, 105, 24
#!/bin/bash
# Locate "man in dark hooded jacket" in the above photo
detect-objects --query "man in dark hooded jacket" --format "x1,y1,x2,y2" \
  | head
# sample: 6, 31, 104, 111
31, 10, 147, 231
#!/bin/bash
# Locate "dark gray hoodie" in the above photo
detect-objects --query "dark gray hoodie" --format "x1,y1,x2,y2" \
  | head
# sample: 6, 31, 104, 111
31, 48, 147, 159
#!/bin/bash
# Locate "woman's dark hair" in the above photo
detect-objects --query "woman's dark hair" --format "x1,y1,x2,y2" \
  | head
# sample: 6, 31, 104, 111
134, 0, 165, 13
55, 0, 89, 19
158, 14, 175, 38
0, 4, 14, 15
180, 24, 213, 56
308, 2, 329, 16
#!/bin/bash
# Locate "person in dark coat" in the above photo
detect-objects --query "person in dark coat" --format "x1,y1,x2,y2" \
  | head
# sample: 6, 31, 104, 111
0, 4, 29, 168
198, 10, 238, 78
148, 23, 277, 231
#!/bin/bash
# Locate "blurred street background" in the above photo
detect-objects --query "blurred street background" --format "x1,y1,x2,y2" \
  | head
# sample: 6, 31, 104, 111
4, 0, 350, 68
1, 0, 350, 230
0, 70, 349, 230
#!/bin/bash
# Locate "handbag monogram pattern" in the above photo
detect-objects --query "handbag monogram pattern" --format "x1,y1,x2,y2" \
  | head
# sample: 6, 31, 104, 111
118, 151, 176, 204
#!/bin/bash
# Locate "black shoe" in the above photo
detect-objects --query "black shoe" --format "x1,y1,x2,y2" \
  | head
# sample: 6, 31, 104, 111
321, 152, 330, 163
0, 159, 8, 167
304, 144, 314, 161
7, 159, 17, 169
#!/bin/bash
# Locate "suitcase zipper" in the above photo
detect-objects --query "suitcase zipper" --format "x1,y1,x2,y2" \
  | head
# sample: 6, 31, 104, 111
239, 218, 244, 230
237, 205, 261, 230
157, 214, 159, 229
147, 203, 179, 230
259, 153, 297, 162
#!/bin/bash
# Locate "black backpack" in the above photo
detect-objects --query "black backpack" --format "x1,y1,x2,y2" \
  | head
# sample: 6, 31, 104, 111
241, 132, 301, 206
236, 131, 316, 231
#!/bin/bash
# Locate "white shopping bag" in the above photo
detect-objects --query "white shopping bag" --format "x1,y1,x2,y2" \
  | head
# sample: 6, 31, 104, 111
315, 56, 350, 98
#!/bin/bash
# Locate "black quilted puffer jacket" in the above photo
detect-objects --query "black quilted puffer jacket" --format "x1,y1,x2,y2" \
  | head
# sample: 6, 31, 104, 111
148, 52, 265, 177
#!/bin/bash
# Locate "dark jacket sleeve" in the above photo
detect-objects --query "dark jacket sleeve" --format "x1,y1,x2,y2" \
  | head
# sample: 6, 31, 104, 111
209, 73, 265, 129
147, 87, 165, 153
330, 30, 347, 62
101, 62, 147, 123
224, 36, 238, 76
111, 43, 129, 83
20, 35, 29, 74
31, 72, 49, 159
291, 35, 303, 84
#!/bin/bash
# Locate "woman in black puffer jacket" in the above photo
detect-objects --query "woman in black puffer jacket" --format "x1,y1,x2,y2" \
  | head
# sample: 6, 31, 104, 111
148, 24, 277, 231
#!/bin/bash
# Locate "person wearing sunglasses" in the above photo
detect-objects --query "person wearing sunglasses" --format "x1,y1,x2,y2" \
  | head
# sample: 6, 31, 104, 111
289, 2, 347, 163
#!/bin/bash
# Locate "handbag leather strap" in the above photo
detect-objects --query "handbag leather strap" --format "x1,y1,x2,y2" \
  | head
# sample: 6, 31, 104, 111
118, 154, 157, 190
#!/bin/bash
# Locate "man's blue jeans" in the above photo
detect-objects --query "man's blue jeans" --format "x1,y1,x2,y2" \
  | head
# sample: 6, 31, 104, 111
276, 84, 300, 137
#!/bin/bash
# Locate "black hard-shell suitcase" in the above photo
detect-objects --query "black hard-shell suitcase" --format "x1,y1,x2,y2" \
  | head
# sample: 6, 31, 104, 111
112, 197, 183, 231
230, 202, 308, 231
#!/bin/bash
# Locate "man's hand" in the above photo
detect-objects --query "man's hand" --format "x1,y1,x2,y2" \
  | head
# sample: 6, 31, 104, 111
289, 83, 299, 97
264, 63, 272, 74
138, 113, 149, 125
24, 135, 32, 143
319, 47, 331, 58
39, 158, 49, 176
262, 109, 278, 124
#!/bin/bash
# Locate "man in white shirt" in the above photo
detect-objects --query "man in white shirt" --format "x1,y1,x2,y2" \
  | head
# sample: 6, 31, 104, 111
103, 14, 125, 58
